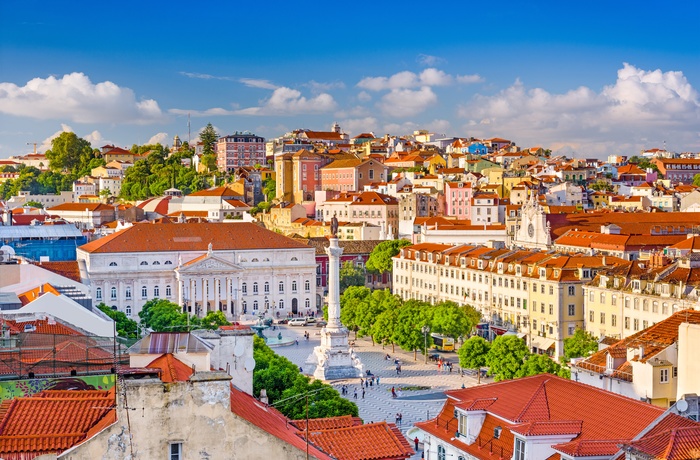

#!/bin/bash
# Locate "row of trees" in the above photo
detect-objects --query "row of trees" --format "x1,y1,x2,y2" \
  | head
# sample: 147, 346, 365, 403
339, 286, 480, 359
137, 299, 231, 332
253, 336, 358, 419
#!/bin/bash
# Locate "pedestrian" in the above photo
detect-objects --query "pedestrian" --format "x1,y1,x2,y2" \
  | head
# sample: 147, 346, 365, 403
295, 339, 299, 346
376, 376, 380, 385
437, 361, 442, 372
360, 378, 364, 386
365, 380, 369, 389
396, 365, 400, 375
362, 388, 365, 399
414, 437, 419, 451
391, 387, 396, 398
395, 413, 399, 424
399, 413, 403, 425
398, 364, 402, 374
449, 362, 453, 373
354, 388, 358, 399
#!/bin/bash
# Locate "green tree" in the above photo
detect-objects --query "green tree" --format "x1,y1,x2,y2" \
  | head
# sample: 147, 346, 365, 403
340, 286, 370, 338
365, 239, 411, 274
199, 123, 218, 156
372, 307, 399, 352
693, 174, 700, 187
431, 301, 474, 340
138, 298, 199, 332
486, 335, 530, 381
393, 300, 431, 360
564, 329, 598, 361
339, 261, 365, 291
97, 303, 139, 338
24, 200, 44, 208
99, 188, 112, 201
520, 354, 561, 377
354, 289, 400, 344
45, 132, 95, 173
262, 178, 276, 202
458, 336, 491, 373
200, 311, 231, 330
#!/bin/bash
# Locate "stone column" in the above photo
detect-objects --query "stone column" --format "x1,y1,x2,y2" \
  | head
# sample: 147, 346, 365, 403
177, 278, 184, 308
326, 237, 343, 328
215, 277, 221, 312
225, 278, 232, 316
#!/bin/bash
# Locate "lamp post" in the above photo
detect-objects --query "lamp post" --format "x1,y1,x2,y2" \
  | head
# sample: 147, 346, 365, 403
422, 325, 430, 364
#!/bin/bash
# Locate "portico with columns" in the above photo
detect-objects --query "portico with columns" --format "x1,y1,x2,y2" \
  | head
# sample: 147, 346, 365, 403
175, 251, 242, 318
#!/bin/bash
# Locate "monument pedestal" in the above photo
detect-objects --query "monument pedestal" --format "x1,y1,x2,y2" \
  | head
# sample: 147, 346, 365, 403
306, 236, 362, 380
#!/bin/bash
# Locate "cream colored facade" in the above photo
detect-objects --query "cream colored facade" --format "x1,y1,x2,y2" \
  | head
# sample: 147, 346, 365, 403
392, 243, 622, 356
677, 322, 700, 398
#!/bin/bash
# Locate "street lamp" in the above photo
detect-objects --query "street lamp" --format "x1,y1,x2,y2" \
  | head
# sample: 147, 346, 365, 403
422, 325, 430, 364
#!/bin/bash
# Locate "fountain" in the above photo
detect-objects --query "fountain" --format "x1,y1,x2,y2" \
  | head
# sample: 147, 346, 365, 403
249, 313, 270, 340
250, 312, 295, 347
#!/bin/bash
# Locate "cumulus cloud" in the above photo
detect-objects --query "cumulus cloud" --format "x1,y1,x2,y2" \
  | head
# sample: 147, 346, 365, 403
357, 91, 372, 102
0, 73, 164, 124
357, 68, 480, 91
40, 124, 73, 151
306, 80, 346, 93
378, 86, 438, 117
148, 132, 169, 145
417, 54, 446, 66
383, 121, 420, 135
456, 74, 484, 84
84, 130, 104, 146
459, 63, 700, 156
340, 117, 379, 136
425, 119, 452, 135
236, 87, 337, 116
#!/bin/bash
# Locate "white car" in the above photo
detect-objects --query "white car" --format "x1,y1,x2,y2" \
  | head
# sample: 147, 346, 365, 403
288, 318, 307, 326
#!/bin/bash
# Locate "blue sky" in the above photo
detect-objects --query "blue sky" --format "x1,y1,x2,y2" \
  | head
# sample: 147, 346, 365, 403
1, 1, 699, 159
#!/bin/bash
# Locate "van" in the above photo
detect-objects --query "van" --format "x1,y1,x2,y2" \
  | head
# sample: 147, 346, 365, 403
289, 318, 307, 326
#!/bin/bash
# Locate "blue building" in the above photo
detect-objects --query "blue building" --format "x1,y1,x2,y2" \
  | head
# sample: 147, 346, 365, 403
0, 224, 87, 261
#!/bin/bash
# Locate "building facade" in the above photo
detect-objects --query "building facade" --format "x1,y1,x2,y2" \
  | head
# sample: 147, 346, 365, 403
216, 132, 266, 172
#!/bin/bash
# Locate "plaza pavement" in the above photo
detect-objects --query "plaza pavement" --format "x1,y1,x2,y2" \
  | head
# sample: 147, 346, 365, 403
266, 323, 491, 459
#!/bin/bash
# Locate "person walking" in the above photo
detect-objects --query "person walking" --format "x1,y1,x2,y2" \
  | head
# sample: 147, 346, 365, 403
414, 437, 419, 451
376, 377, 380, 385
362, 388, 365, 399
353, 388, 358, 399
391, 387, 396, 398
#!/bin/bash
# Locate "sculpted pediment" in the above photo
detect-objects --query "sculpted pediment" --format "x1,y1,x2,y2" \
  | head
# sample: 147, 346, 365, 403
176, 254, 242, 273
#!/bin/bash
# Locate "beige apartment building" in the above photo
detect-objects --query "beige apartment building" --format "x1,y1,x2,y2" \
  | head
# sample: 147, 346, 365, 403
583, 253, 700, 340
392, 243, 625, 357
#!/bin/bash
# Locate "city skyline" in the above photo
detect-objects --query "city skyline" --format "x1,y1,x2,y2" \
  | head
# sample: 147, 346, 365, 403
1, 1, 699, 159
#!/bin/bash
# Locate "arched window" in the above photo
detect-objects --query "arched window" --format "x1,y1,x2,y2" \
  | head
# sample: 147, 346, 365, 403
305, 298, 310, 309
141, 286, 148, 298
125, 287, 132, 299
140, 261, 148, 265
279, 299, 284, 309
292, 281, 297, 292
437, 445, 446, 460
109, 262, 117, 267
242, 300, 247, 312
96, 287, 102, 300
252, 258, 259, 262
164, 260, 173, 265
153, 261, 160, 265
125, 305, 131, 316
279, 281, 284, 294
264, 282, 270, 294
253, 300, 259, 310
304, 280, 310, 292
110, 287, 117, 300
291, 257, 298, 261
242, 283, 247, 295
154, 286, 160, 297
265, 299, 270, 309
253, 282, 258, 294
166, 285, 172, 297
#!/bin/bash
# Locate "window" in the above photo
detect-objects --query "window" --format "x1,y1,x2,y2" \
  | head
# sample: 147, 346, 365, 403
96, 287, 102, 301
126, 305, 131, 316
568, 286, 575, 295
624, 317, 630, 329
292, 281, 297, 292
612, 314, 617, 327
142, 286, 148, 298
253, 300, 259, 310
109, 262, 117, 266
305, 298, 310, 309
279, 281, 284, 294
549, 304, 554, 315
242, 283, 247, 295
154, 286, 160, 297
140, 261, 148, 266
304, 280, 310, 292
600, 292, 606, 304
660, 368, 669, 384
253, 282, 258, 294
568, 305, 575, 316
514, 438, 526, 460
153, 261, 160, 265
166, 285, 172, 297
634, 318, 639, 331
589, 310, 595, 322
169, 442, 182, 460
437, 445, 446, 460
612, 294, 617, 306
264, 282, 270, 294
600, 312, 605, 324
549, 286, 554, 295
110, 287, 117, 300
125, 287, 132, 300
279, 299, 284, 309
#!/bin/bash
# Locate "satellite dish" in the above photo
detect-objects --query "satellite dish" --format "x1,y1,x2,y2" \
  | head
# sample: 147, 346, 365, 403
677, 399, 689, 412
233, 343, 245, 357
244, 357, 256, 372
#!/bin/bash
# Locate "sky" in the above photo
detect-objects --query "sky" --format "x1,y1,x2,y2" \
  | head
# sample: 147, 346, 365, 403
1, 1, 699, 159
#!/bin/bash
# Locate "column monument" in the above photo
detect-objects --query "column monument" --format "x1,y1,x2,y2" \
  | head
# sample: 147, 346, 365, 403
307, 218, 363, 380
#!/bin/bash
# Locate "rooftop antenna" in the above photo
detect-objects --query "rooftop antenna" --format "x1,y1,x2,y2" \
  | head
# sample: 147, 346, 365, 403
26, 142, 38, 154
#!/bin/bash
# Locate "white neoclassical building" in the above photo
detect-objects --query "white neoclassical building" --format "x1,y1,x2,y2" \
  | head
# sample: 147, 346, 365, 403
77, 222, 317, 320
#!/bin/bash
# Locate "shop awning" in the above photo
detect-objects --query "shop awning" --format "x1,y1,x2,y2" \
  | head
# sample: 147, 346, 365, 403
531, 336, 555, 351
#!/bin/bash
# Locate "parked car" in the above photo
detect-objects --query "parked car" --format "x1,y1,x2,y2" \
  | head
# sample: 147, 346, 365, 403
315, 320, 328, 327
305, 317, 316, 324
289, 318, 307, 326
275, 318, 289, 325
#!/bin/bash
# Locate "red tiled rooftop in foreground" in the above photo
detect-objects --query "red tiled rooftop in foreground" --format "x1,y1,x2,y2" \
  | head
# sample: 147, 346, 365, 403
301, 421, 414, 460
146, 353, 193, 383
623, 425, 700, 460
0, 389, 115, 458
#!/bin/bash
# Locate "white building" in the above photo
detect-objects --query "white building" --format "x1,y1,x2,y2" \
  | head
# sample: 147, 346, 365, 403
76, 222, 317, 320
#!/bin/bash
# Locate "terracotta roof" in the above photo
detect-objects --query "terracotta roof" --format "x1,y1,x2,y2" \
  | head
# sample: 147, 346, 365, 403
229, 385, 332, 459
623, 425, 700, 460
146, 353, 194, 383
321, 157, 363, 169
46, 203, 114, 212
17, 284, 61, 306
301, 421, 414, 460
291, 415, 362, 430
0, 389, 115, 458
187, 186, 242, 197
31, 261, 81, 283
78, 222, 309, 254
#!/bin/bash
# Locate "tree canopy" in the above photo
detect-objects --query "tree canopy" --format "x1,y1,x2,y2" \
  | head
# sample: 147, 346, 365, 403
365, 239, 411, 274
199, 123, 218, 156
458, 336, 491, 370
97, 303, 139, 338
563, 329, 599, 361
486, 335, 530, 381
339, 261, 365, 291
45, 132, 99, 175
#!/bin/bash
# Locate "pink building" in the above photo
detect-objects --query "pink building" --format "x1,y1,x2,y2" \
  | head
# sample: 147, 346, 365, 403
320, 158, 391, 192
216, 132, 265, 172
444, 181, 472, 220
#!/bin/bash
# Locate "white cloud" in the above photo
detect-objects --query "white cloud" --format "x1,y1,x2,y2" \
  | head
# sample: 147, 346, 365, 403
456, 74, 484, 84
148, 132, 169, 145
40, 124, 73, 152
306, 80, 346, 93
357, 91, 372, 102
378, 86, 438, 117
236, 87, 337, 116
417, 54, 446, 67
357, 68, 464, 91
419, 69, 453, 86
84, 130, 104, 146
425, 119, 452, 135
340, 117, 379, 136
383, 121, 419, 135
459, 63, 700, 156
0, 73, 164, 124
239, 78, 279, 90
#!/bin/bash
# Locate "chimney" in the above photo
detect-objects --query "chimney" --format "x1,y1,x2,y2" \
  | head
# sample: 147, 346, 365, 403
259, 389, 268, 405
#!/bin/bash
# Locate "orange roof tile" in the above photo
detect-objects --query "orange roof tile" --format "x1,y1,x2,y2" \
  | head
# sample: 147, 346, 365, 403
301, 421, 413, 460
31, 261, 81, 283
78, 222, 309, 254
146, 353, 193, 383
17, 285, 61, 306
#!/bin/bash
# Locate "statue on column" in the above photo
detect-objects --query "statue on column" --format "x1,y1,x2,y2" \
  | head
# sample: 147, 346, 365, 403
330, 213, 339, 238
